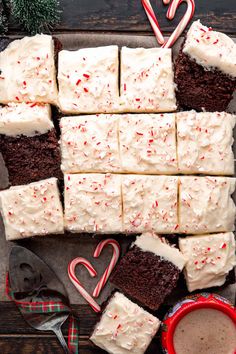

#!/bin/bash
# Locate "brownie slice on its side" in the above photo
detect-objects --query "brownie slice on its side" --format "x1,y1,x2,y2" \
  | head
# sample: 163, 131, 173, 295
174, 20, 236, 112
0, 103, 62, 187
0, 129, 62, 186
174, 51, 236, 112
111, 232, 186, 311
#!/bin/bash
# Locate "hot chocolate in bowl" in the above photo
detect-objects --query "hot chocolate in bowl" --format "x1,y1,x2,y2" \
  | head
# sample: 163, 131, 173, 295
161, 293, 236, 354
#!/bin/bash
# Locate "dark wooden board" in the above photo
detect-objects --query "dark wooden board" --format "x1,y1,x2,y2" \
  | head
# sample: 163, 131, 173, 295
6, 0, 236, 35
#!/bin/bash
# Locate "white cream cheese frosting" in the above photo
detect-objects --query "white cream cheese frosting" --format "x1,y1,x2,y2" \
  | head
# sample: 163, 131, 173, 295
64, 173, 122, 233
90, 292, 160, 354
120, 47, 177, 112
179, 232, 236, 292
0, 178, 64, 241
183, 20, 236, 77
58, 46, 119, 114
179, 176, 236, 234
134, 232, 186, 270
60, 115, 121, 173
122, 175, 179, 234
0, 102, 53, 137
119, 113, 177, 174
177, 111, 236, 175
0, 34, 58, 104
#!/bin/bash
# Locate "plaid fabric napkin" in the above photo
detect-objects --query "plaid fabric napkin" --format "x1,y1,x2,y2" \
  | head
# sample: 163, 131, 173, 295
6, 273, 79, 354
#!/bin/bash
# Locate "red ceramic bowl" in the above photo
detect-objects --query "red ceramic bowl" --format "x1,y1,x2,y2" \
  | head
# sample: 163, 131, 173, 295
161, 293, 236, 354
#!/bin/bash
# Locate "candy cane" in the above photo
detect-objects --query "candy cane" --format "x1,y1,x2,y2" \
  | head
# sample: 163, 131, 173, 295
141, 0, 165, 45
162, 0, 195, 48
93, 239, 120, 298
68, 257, 101, 313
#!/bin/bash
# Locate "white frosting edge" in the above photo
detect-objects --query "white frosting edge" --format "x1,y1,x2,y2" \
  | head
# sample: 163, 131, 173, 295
179, 232, 236, 292
0, 103, 53, 137
133, 232, 186, 270
183, 20, 236, 77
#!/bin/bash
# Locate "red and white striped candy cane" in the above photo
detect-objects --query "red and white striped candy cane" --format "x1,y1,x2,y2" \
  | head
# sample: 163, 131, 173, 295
162, 0, 195, 48
68, 257, 101, 313
93, 239, 120, 298
141, 0, 165, 45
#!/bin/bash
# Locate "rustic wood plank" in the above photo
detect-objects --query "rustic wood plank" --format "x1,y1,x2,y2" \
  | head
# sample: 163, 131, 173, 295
0, 336, 107, 354
0, 336, 160, 354
0, 335, 162, 353
6, 0, 236, 34
0, 336, 163, 354
0, 303, 98, 335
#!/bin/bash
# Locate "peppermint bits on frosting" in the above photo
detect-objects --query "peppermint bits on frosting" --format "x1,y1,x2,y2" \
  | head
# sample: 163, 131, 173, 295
58, 46, 120, 114
120, 47, 177, 112
0, 178, 64, 240
60, 114, 121, 173
0, 34, 58, 104
177, 111, 236, 175
179, 176, 236, 234
179, 232, 236, 291
183, 20, 236, 77
90, 292, 160, 354
119, 113, 177, 174
122, 175, 178, 233
64, 173, 122, 233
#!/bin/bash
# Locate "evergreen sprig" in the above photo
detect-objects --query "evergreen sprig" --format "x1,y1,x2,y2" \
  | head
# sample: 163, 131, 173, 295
0, 0, 10, 34
11, 0, 61, 34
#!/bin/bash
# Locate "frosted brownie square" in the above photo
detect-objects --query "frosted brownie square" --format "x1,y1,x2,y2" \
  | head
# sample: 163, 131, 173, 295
0, 103, 62, 186
119, 113, 177, 174
122, 175, 178, 233
90, 292, 160, 354
60, 115, 121, 173
177, 111, 236, 175
0, 178, 64, 240
58, 46, 119, 113
0, 35, 58, 104
120, 47, 176, 112
111, 233, 186, 310
64, 173, 122, 233
174, 20, 236, 111
179, 232, 236, 291
179, 176, 236, 234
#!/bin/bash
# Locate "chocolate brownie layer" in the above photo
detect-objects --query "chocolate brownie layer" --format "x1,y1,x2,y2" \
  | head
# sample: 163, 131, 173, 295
111, 245, 180, 310
174, 50, 236, 112
0, 129, 62, 187
0, 153, 9, 190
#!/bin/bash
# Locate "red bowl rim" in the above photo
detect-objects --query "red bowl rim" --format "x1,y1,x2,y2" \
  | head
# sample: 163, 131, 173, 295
163, 296, 236, 354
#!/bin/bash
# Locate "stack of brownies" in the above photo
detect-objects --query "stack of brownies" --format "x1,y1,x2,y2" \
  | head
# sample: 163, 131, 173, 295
0, 20, 236, 354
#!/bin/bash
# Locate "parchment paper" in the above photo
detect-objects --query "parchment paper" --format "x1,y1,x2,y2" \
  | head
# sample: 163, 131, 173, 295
0, 33, 235, 305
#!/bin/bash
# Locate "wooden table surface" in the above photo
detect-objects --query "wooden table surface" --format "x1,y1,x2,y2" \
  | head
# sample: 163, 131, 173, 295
1, 1, 236, 353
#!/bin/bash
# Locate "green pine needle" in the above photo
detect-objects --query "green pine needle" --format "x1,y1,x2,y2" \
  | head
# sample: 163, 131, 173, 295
0, 12, 7, 34
0, 0, 10, 34
11, 0, 61, 34
0, 15, 7, 34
